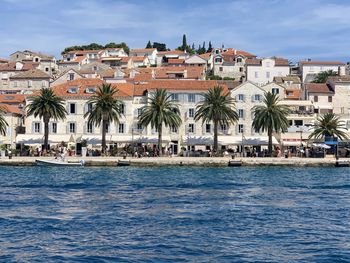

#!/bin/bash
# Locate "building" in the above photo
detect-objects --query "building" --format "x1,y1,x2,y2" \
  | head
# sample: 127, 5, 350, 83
246, 57, 290, 86
9, 69, 51, 93
129, 48, 158, 65
50, 68, 85, 86
156, 50, 189, 66
299, 60, 346, 83
304, 83, 334, 114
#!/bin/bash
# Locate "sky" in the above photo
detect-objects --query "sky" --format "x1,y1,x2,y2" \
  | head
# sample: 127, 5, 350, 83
0, 0, 349, 62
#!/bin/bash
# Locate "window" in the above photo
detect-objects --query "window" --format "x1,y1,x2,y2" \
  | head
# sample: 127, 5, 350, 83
272, 88, 279, 94
188, 108, 195, 118
188, 94, 195, 102
120, 103, 125, 114
220, 124, 227, 132
237, 94, 244, 101
170, 93, 179, 101
33, 122, 40, 133
294, 120, 303, 126
205, 123, 211, 133
68, 87, 78, 93
188, 123, 195, 133
137, 123, 143, 131
238, 124, 244, 133
69, 73, 74, 81
171, 125, 178, 133
289, 120, 293, 126
239, 67, 243, 72
254, 72, 258, 78
14, 81, 17, 87
69, 103, 76, 114
328, 96, 332, 102
237, 58, 242, 63
87, 103, 93, 113
118, 123, 125, 134
254, 94, 261, 101
215, 58, 222, 63
69, 123, 76, 133
42, 80, 46, 87
52, 123, 57, 134
45, 67, 49, 72
219, 67, 223, 72
266, 72, 270, 78
105, 123, 110, 133
85, 87, 96, 93
314, 96, 318, 102
87, 122, 93, 133
238, 109, 244, 118
28, 80, 32, 87
137, 108, 142, 117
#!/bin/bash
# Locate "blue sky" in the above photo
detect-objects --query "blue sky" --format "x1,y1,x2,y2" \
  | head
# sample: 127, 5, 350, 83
0, 0, 349, 62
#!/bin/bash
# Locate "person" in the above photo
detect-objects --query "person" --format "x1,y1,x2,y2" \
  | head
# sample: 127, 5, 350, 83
8, 149, 12, 159
169, 147, 172, 157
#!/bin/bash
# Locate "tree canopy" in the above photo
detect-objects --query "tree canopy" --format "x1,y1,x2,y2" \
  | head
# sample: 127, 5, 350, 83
312, 70, 338, 83
62, 42, 130, 55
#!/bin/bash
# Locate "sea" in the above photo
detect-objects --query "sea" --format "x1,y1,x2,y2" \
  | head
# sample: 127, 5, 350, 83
0, 166, 349, 262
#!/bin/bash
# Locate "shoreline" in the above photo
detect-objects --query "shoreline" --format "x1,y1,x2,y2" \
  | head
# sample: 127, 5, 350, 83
0, 156, 347, 167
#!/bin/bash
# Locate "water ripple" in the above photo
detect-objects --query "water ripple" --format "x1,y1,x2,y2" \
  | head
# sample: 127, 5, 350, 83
0, 166, 349, 262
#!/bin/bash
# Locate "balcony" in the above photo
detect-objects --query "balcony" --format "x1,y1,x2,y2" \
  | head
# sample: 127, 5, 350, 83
287, 126, 312, 133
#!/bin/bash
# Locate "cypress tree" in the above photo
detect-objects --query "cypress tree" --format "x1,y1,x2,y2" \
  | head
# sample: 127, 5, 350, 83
146, 40, 152, 48
207, 41, 213, 52
182, 34, 187, 51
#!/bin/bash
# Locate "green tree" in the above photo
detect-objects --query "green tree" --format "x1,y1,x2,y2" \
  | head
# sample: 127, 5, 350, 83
308, 113, 348, 141
182, 34, 187, 51
105, 42, 118, 48
84, 84, 123, 154
138, 89, 182, 154
152, 42, 167, 51
26, 88, 67, 152
252, 92, 290, 155
207, 41, 213, 53
146, 40, 152, 48
0, 106, 8, 136
312, 70, 338, 83
195, 86, 238, 153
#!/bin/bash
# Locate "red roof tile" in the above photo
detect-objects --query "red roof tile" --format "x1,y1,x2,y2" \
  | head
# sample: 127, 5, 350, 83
305, 83, 334, 94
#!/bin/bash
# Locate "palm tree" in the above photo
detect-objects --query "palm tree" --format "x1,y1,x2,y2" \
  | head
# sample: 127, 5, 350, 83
0, 105, 9, 136
84, 83, 123, 154
195, 86, 238, 153
252, 91, 290, 155
138, 88, 182, 154
309, 113, 348, 141
26, 88, 67, 152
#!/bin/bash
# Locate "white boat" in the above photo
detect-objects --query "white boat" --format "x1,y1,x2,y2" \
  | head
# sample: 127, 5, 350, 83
35, 159, 85, 166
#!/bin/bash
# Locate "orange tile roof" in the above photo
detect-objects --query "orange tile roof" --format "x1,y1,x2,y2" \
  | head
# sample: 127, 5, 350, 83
0, 103, 23, 115
10, 69, 50, 79
131, 56, 147, 62
299, 60, 345, 66
0, 94, 26, 104
50, 78, 134, 98
305, 83, 334, 94
66, 50, 102, 55
120, 57, 132, 63
157, 50, 185, 56
168, 59, 185, 64
134, 79, 228, 93
285, 89, 302, 100
130, 48, 156, 53
221, 48, 256, 58
0, 58, 8, 63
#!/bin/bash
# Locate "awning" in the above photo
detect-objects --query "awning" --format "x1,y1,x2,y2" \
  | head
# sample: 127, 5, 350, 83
183, 136, 213, 145
219, 136, 279, 145
282, 140, 307, 146
135, 136, 171, 143
16, 134, 71, 144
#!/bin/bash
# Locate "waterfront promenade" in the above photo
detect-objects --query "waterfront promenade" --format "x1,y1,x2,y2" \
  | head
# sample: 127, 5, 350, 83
0, 156, 345, 167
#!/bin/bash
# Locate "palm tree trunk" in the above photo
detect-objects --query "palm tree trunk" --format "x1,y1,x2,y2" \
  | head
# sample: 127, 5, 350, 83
213, 121, 218, 154
268, 128, 273, 155
102, 119, 107, 154
43, 116, 50, 153
158, 124, 162, 156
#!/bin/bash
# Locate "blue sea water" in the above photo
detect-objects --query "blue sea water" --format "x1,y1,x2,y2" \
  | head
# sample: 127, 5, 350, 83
0, 166, 350, 262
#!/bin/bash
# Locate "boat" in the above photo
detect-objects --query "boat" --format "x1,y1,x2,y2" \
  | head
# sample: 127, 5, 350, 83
35, 159, 85, 166
335, 160, 349, 167
228, 160, 242, 167
117, 159, 130, 166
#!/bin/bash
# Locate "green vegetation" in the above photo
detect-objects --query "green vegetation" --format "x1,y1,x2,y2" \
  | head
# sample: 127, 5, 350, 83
138, 89, 182, 154
62, 42, 130, 55
312, 70, 338, 83
26, 88, 67, 152
145, 41, 168, 51
195, 86, 238, 152
308, 113, 348, 141
0, 106, 8, 136
84, 84, 123, 154
207, 73, 235, 81
252, 92, 290, 155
